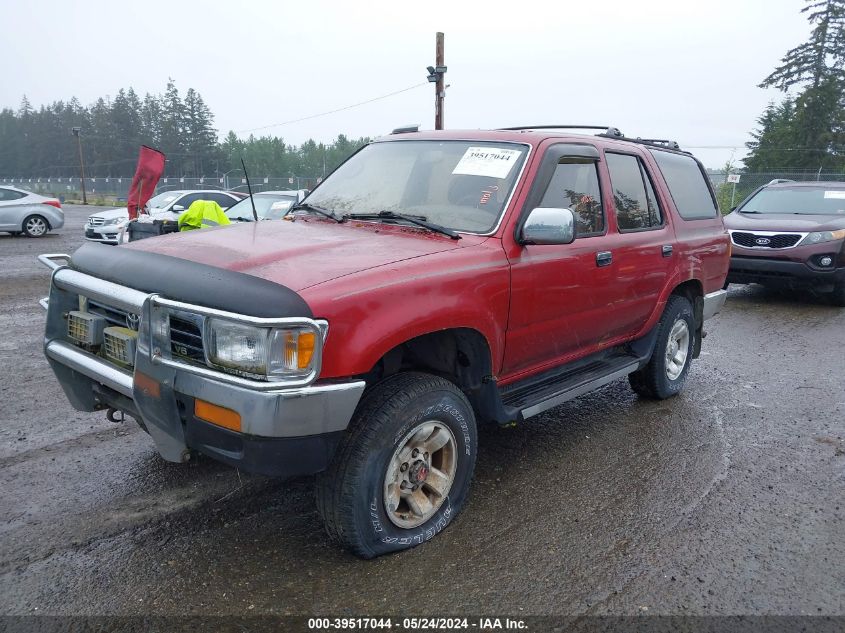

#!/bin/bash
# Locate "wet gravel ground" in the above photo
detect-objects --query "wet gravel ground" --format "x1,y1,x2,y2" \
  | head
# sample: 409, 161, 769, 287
0, 205, 843, 616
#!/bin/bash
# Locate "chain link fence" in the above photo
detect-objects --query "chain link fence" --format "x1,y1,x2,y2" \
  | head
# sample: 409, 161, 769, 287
4, 170, 844, 211
707, 170, 845, 213
0, 175, 322, 205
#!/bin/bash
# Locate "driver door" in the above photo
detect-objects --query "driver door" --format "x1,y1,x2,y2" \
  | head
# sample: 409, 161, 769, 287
502, 143, 620, 377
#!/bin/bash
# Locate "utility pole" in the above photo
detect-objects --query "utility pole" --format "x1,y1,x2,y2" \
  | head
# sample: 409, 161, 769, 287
71, 127, 87, 204
426, 33, 447, 130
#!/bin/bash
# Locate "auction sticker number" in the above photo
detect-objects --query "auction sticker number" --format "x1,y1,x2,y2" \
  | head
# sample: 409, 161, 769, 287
452, 147, 522, 179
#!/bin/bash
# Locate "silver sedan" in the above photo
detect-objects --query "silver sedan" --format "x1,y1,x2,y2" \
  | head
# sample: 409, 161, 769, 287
0, 186, 65, 237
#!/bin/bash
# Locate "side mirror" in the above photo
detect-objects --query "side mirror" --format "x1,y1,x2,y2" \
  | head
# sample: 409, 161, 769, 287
171, 204, 185, 212
520, 207, 576, 245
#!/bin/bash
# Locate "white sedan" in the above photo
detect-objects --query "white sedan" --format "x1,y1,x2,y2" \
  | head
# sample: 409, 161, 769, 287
0, 186, 64, 237
84, 190, 245, 244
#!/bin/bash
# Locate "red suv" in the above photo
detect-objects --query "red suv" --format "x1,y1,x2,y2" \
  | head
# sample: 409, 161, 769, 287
41, 126, 729, 557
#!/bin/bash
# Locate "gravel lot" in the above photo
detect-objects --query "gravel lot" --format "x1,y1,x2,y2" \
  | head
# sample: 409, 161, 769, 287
0, 205, 842, 618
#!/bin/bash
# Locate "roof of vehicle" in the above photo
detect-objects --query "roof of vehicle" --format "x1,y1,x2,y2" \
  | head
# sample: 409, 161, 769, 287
378, 127, 691, 155
155, 189, 242, 196
764, 180, 845, 189
249, 190, 306, 195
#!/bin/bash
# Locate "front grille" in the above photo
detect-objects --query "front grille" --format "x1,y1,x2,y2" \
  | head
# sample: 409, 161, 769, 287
88, 216, 105, 226
88, 300, 137, 328
731, 231, 802, 249
169, 314, 205, 362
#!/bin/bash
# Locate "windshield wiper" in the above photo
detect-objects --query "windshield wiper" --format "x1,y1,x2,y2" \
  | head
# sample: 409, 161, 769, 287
290, 202, 342, 223
342, 210, 461, 240
230, 216, 256, 222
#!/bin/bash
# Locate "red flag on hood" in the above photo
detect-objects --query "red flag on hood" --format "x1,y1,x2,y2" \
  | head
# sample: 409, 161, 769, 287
126, 145, 166, 220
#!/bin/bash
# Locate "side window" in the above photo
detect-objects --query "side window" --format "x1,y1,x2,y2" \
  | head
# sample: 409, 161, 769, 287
175, 193, 202, 210
539, 159, 604, 236
649, 150, 718, 219
606, 153, 663, 231
208, 193, 236, 209
0, 188, 26, 201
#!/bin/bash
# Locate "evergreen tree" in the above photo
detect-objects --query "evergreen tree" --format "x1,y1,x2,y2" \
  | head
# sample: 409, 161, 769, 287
745, 0, 845, 172
760, 0, 845, 90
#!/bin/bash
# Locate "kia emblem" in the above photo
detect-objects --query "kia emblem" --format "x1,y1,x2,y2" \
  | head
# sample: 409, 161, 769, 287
755, 237, 771, 246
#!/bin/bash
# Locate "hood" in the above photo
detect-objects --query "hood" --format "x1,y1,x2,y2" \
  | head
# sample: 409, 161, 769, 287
88, 207, 127, 220
724, 211, 845, 233
122, 217, 484, 291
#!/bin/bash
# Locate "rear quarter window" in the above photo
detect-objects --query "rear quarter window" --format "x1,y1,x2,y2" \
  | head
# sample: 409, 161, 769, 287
649, 150, 718, 220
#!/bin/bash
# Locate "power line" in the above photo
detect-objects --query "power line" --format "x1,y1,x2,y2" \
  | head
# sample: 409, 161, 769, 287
236, 82, 428, 134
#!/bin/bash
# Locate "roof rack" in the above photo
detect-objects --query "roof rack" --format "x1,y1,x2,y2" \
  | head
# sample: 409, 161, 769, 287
632, 138, 681, 150
498, 126, 687, 153
595, 133, 685, 152
500, 125, 624, 137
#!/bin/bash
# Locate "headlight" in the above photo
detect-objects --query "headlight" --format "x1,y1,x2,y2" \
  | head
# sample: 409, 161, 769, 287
103, 217, 128, 226
204, 318, 320, 379
801, 229, 845, 245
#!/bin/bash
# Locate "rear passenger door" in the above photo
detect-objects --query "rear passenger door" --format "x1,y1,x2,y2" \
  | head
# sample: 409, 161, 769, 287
602, 151, 674, 336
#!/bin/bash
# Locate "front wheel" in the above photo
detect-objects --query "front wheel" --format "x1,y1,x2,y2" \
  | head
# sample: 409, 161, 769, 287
316, 372, 477, 558
629, 294, 695, 399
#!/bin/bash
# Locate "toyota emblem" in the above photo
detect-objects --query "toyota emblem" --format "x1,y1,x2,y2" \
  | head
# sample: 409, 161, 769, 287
125, 313, 140, 331
755, 237, 771, 246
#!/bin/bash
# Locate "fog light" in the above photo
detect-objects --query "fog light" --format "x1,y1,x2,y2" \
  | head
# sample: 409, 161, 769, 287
820, 256, 833, 267
103, 326, 137, 366
67, 311, 105, 345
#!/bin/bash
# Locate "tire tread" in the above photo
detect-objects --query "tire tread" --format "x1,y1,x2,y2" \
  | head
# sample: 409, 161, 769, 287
315, 371, 471, 558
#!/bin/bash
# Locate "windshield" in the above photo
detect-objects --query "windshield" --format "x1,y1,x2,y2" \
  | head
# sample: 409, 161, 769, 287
225, 194, 298, 220
740, 187, 845, 215
305, 140, 528, 233
146, 192, 181, 210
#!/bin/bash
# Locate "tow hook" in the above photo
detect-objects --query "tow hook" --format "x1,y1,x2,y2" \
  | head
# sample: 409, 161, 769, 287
106, 407, 125, 423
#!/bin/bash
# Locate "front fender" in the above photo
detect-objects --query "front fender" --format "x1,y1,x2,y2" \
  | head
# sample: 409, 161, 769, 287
304, 244, 511, 379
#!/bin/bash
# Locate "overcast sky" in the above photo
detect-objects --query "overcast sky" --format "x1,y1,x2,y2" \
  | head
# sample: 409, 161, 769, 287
3, 0, 810, 168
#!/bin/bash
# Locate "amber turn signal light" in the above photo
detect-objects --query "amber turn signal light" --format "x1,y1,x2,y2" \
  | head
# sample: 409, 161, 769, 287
194, 399, 241, 432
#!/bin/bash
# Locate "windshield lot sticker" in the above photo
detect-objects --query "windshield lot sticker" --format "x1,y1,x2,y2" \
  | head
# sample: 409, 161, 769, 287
452, 147, 522, 179
824, 191, 845, 199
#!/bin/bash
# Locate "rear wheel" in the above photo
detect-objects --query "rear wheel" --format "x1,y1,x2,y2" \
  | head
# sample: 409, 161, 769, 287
22, 215, 49, 238
629, 295, 695, 399
316, 372, 477, 558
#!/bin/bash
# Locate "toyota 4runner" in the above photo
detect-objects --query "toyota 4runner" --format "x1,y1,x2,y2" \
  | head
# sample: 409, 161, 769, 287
41, 126, 729, 558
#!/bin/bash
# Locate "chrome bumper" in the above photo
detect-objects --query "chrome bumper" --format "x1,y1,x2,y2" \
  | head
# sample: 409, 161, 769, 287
41, 257, 365, 467
702, 289, 727, 321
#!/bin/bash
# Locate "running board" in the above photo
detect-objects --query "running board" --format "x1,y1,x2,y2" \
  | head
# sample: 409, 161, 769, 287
500, 354, 641, 421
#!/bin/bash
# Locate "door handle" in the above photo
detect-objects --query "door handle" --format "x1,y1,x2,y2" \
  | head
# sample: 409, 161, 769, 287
662, 244, 673, 257
596, 251, 612, 267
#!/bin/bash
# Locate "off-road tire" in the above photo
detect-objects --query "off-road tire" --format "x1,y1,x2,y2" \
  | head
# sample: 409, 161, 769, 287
316, 372, 477, 559
22, 214, 49, 238
628, 295, 695, 400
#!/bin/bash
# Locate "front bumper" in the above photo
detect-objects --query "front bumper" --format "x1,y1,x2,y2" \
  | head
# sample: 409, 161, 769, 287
728, 255, 845, 290
42, 264, 365, 478
84, 225, 122, 244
